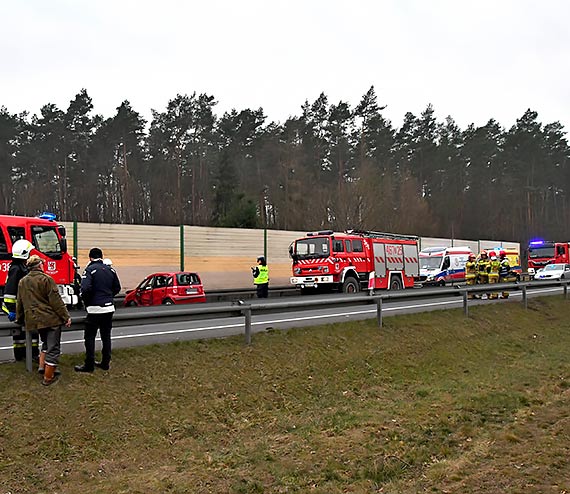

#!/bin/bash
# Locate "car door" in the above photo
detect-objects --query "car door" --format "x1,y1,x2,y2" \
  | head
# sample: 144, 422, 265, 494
138, 276, 155, 306
152, 275, 168, 305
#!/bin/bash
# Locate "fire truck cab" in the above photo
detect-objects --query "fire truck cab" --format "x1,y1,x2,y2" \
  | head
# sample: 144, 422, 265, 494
527, 240, 570, 278
0, 213, 78, 305
289, 230, 419, 294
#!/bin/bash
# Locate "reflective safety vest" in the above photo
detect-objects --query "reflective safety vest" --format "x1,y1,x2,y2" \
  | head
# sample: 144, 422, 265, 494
477, 259, 490, 277
465, 260, 477, 280
254, 265, 269, 285
488, 259, 500, 278
499, 258, 510, 278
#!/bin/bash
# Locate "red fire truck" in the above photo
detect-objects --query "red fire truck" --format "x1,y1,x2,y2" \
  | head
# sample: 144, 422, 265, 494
0, 213, 78, 305
289, 230, 419, 293
527, 239, 570, 277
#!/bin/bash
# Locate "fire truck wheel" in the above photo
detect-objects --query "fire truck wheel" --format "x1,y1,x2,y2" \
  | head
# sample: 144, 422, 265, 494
389, 276, 403, 290
342, 277, 360, 294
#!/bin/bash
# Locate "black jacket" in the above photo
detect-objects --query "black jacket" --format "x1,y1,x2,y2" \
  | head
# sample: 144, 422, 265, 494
2, 259, 28, 313
80, 260, 121, 307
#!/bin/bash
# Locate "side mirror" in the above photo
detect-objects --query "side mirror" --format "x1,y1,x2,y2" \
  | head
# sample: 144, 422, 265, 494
60, 238, 68, 253
58, 225, 66, 238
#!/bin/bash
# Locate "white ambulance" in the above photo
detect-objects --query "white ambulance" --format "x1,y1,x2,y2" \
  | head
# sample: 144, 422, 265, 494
419, 246, 473, 286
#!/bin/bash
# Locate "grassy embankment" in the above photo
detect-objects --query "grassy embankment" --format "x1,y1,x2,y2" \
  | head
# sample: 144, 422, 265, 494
1, 297, 570, 493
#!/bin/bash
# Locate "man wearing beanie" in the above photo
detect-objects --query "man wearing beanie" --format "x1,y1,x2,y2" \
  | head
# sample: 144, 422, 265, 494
15, 255, 72, 386
75, 247, 121, 373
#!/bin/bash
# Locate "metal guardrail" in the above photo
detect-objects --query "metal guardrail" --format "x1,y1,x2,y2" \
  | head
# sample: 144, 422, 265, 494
110, 285, 298, 305
2, 279, 569, 371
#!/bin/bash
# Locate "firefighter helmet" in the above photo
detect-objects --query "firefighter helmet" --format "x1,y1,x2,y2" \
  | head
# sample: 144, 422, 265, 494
257, 255, 265, 263
469, 253, 476, 260
490, 252, 497, 260
12, 239, 34, 259
480, 249, 488, 257
499, 250, 506, 258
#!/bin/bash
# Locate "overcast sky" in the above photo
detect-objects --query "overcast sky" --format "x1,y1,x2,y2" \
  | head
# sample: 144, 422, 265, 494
2, 0, 569, 132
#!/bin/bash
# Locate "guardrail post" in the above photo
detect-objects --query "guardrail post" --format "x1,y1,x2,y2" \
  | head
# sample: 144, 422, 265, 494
376, 297, 383, 327
25, 329, 33, 372
462, 291, 469, 317
73, 220, 78, 260
564, 282, 568, 300
522, 285, 528, 309
180, 224, 185, 272
243, 306, 252, 345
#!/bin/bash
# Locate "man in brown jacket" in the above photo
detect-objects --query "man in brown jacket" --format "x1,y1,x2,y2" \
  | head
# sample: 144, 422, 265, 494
15, 255, 72, 385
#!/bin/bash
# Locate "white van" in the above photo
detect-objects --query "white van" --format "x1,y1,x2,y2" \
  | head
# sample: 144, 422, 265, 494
419, 246, 473, 286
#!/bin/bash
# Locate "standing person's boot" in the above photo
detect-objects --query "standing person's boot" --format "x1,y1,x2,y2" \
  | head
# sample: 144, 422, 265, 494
94, 360, 110, 370
74, 362, 94, 373
38, 351, 46, 374
42, 364, 59, 386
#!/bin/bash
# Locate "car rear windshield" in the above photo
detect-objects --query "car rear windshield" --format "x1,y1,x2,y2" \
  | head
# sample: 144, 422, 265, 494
177, 273, 200, 285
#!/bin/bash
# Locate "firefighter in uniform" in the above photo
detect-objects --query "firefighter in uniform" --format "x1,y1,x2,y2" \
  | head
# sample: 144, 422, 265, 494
1, 239, 39, 361
498, 250, 511, 299
465, 253, 477, 299
252, 255, 269, 298
488, 252, 501, 299
475, 250, 490, 299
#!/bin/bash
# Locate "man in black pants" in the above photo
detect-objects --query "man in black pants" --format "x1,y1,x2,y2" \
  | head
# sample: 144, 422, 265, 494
75, 248, 121, 373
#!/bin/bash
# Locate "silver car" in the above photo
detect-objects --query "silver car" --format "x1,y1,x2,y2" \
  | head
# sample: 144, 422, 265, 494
534, 263, 570, 280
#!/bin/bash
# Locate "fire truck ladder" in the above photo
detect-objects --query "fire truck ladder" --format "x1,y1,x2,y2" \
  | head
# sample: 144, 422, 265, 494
346, 229, 419, 241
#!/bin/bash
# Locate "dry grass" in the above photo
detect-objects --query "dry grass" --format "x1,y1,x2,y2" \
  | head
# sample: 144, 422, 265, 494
1, 297, 570, 493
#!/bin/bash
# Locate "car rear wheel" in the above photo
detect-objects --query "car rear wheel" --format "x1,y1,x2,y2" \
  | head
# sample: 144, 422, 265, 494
162, 299, 174, 305
125, 301, 137, 307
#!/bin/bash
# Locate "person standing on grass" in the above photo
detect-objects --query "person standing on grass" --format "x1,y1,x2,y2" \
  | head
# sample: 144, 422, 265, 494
15, 255, 72, 386
74, 247, 121, 373
252, 255, 269, 298
2, 239, 39, 361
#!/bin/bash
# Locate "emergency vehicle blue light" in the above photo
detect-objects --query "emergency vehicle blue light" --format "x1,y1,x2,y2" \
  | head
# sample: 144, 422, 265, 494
529, 239, 544, 246
38, 212, 57, 221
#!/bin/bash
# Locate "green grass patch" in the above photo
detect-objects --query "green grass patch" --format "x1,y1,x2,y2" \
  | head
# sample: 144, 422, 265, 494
1, 297, 570, 493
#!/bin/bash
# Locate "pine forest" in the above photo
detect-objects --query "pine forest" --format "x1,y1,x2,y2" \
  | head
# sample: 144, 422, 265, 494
1, 87, 569, 245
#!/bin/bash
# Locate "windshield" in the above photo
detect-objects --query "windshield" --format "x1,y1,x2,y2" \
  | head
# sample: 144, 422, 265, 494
31, 225, 62, 258
420, 257, 441, 269
294, 237, 330, 259
528, 246, 555, 259
544, 264, 564, 271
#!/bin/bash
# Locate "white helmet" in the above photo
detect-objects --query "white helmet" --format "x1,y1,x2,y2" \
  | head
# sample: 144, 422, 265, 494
12, 239, 34, 259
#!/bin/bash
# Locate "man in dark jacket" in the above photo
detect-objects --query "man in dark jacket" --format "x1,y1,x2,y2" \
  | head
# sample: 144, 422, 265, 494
75, 247, 121, 373
16, 255, 72, 385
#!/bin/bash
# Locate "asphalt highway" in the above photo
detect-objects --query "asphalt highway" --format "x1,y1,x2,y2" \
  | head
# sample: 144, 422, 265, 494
0, 285, 564, 364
